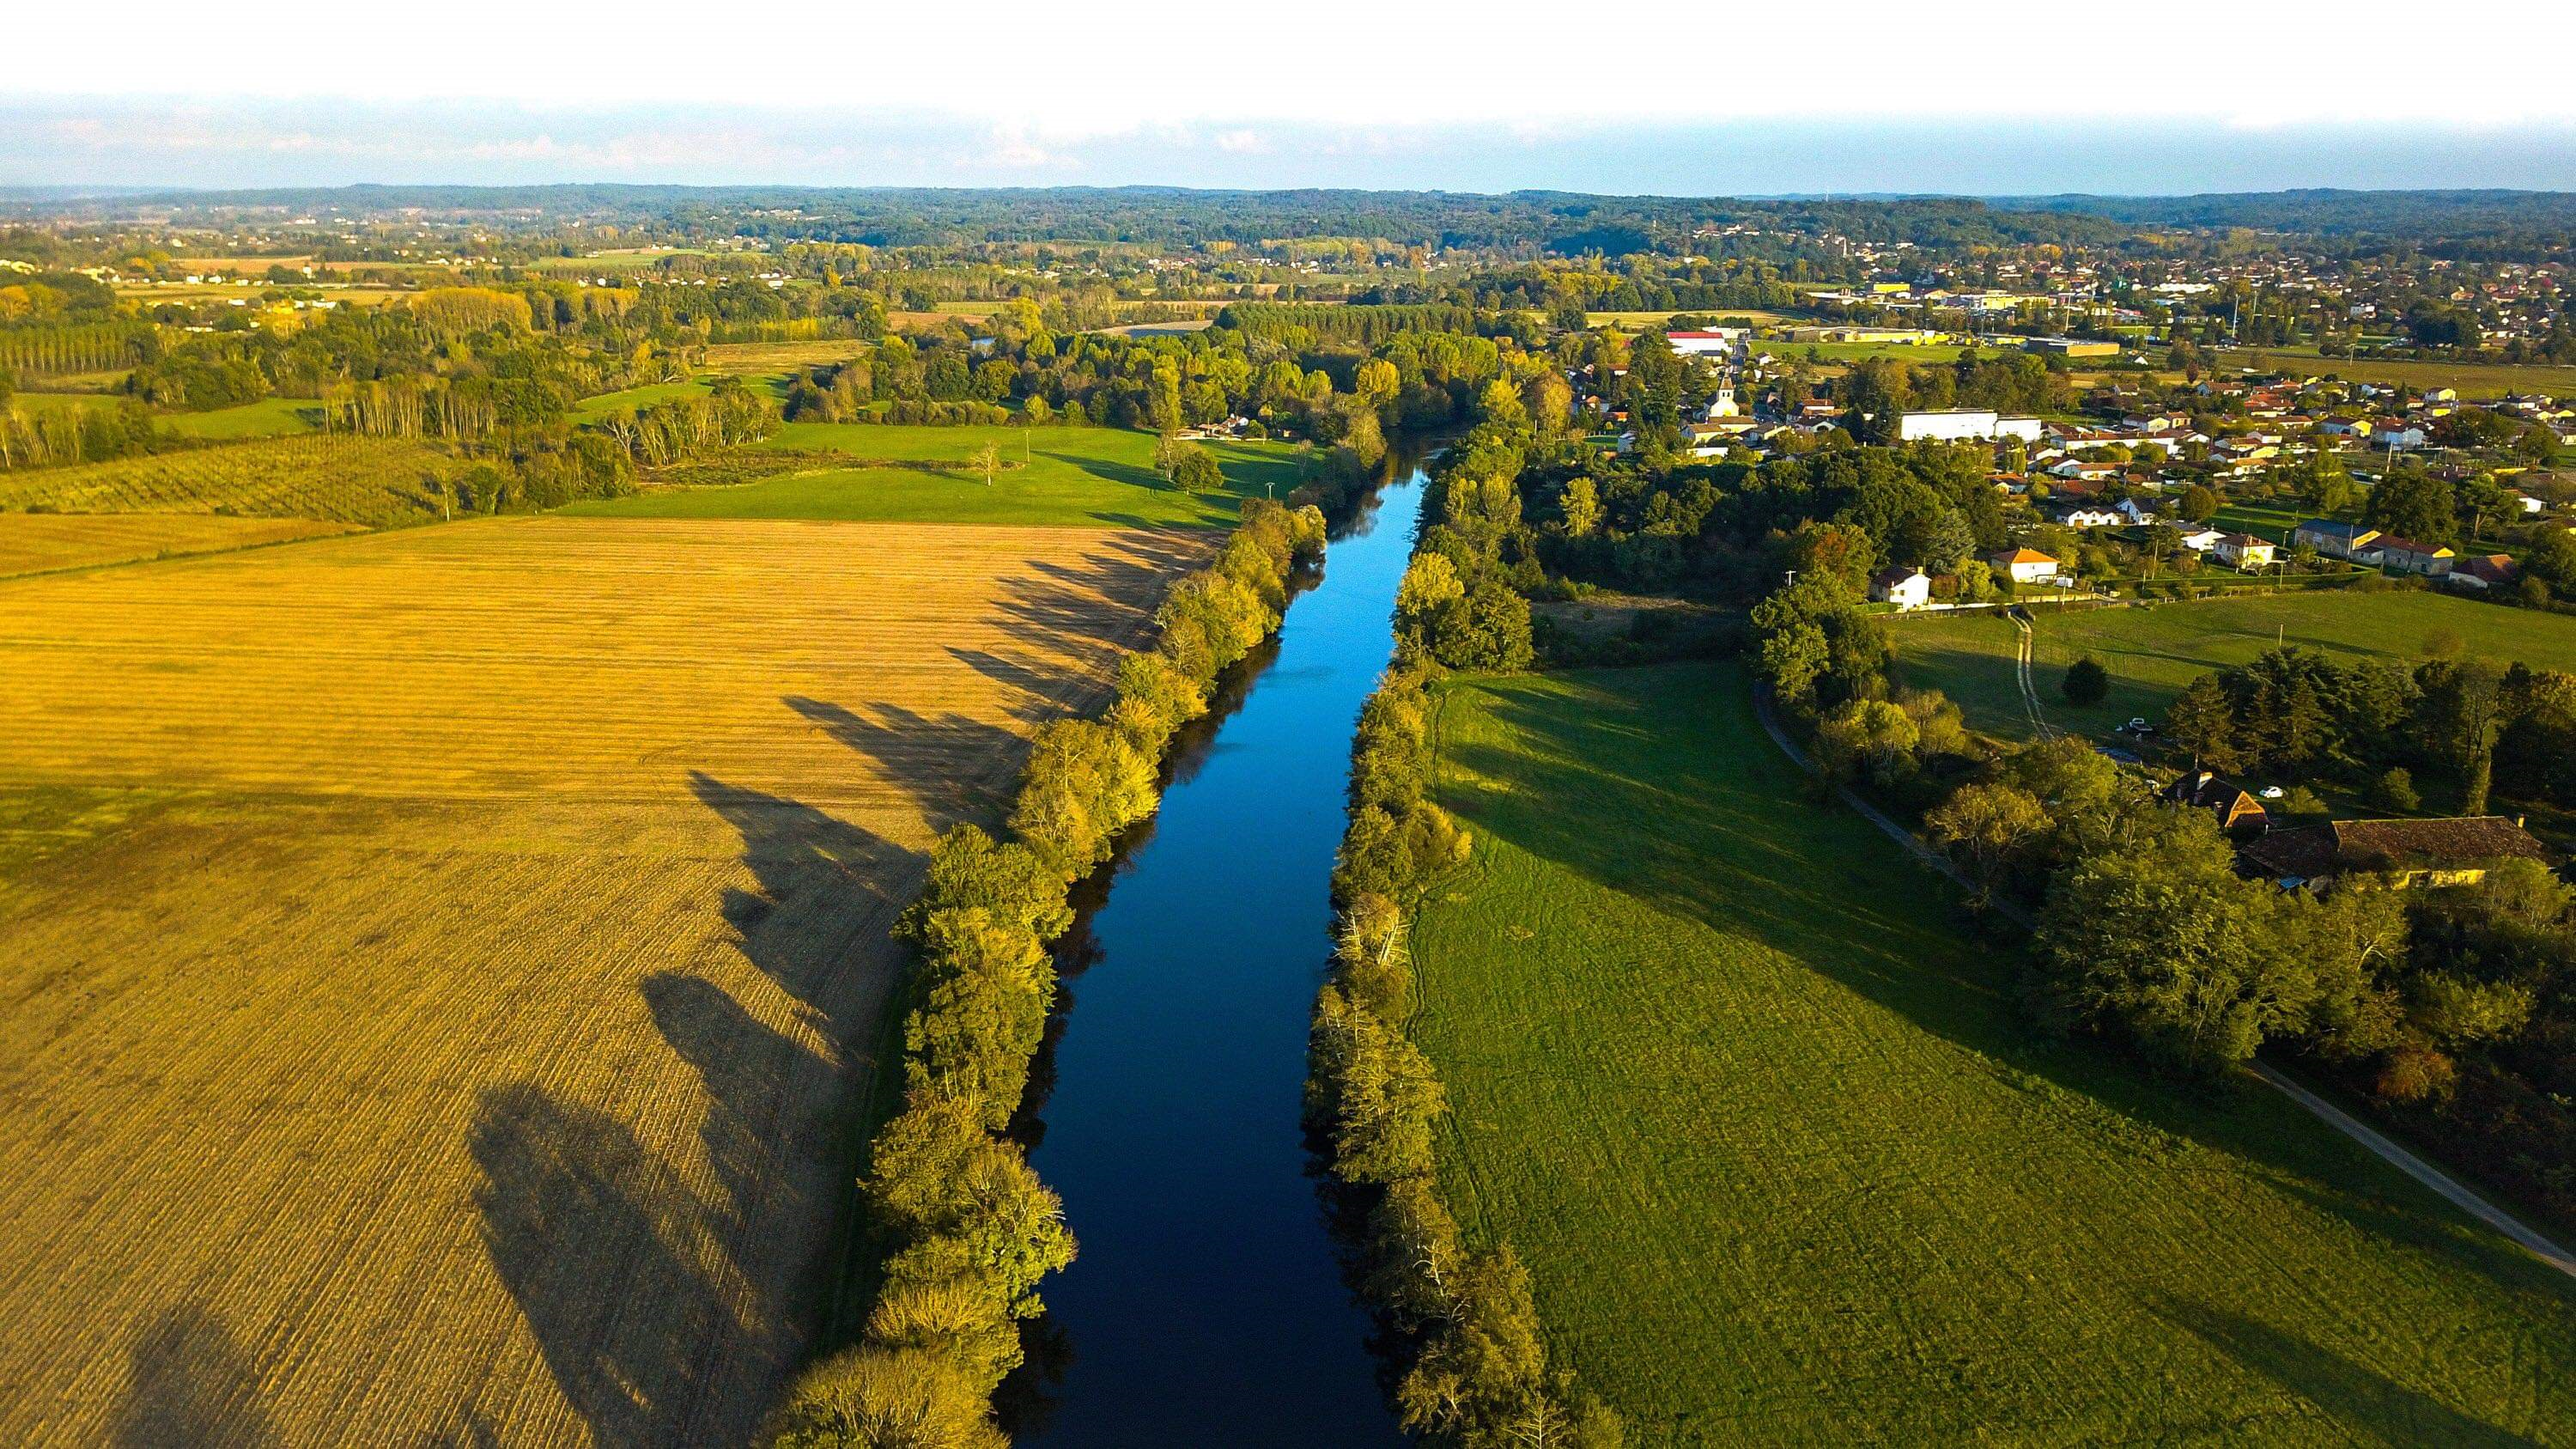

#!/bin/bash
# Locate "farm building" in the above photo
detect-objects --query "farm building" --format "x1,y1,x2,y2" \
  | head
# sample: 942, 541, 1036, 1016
1666, 329, 1743, 356
1899, 409, 2045, 443
2357, 536, 2455, 576
2449, 553, 2522, 590
2161, 770, 2268, 832
2238, 816, 2549, 891
2291, 520, 2380, 559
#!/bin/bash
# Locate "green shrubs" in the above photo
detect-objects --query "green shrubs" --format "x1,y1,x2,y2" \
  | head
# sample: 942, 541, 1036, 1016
777, 498, 1323, 1446
1311, 663, 1618, 1446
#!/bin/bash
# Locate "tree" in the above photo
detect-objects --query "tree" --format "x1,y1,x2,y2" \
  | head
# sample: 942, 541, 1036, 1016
1814, 698, 1919, 784
970, 441, 1000, 487
2163, 674, 2242, 770
2062, 655, 2109, 706
2177, 484, 2221, 522
769, 1346, 1007, 1449
2032, 811, 2312, 1075
1170, 445, 1224, 496
2371, 766, 2421, 813
1926, 782, 2051, 904
2416, 658, 2507, 814
2363, 469, 2458, 545
1557, 477, 1600, 539
1353, 357, 1400, 406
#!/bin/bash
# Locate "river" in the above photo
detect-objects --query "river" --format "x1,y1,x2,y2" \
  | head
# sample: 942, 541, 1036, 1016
1001, 467, 1425, 1446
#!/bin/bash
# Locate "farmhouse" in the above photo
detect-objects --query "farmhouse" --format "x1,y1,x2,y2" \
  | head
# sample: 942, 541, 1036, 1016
1988, 547, 2060, 584
2449, 553, 2522, 590
2213, 533, 2276, 570
2238, 816, 2549, 891
2049, 502, 2123, 529
2161, 770, 2268, 832
2357, 536, 2455, 576
1870, 567, 1933, 610
1899, 409, 2044, 443
2291, 519, 2380, 559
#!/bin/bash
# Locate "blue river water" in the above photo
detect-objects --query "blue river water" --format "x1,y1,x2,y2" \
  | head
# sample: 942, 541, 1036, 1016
1005, 469, 1425, 1446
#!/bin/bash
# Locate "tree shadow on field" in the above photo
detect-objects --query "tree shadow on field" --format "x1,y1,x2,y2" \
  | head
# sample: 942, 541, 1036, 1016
643, 970, 830, 1233
992, 542, 1190, 656
1036, 447, 1163, 492
779, 699, 1023, 833
470, 1081, 745, 1449
111, 1301, 275, 1449
2150, 1295, 2545, 1446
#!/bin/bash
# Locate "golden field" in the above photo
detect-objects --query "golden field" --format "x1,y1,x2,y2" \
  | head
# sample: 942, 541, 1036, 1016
0, 513, 358, 579
0, 515, 1204, 1446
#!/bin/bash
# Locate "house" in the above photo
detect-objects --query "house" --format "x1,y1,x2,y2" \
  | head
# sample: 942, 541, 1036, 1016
2369, 419, 2427, 449
2050, 502, 2123, 529
1870, 568, 1933, 610
2176, 526, 2227, 553
2448, 553, 2521, 591
2214, 533, 2277, 570
2162, 770, 2269, 832
2238, 816, 2549, 891
1988, 547, 2061, 584
1898, 409, 2044, 443
2290, 520, 2380, 559
1666, 329, 1744, 356
2115, 498, 2160, 526
2358, 536, 2455, 576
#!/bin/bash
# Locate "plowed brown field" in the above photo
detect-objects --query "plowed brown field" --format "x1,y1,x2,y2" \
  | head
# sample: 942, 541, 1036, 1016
0, 514, 1205, 1447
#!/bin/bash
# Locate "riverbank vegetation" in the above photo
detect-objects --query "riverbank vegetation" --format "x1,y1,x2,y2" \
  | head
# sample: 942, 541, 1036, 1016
1307, 407, 1621, 1449
771, 499, 1325, 1446
1406, 661, 2576, 1442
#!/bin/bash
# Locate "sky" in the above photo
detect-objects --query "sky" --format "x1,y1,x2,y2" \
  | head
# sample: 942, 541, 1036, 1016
13, 1, 2576, 195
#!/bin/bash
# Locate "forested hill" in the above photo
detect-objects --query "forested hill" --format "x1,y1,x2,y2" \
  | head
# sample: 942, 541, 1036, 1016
1996, 188, 2576, 241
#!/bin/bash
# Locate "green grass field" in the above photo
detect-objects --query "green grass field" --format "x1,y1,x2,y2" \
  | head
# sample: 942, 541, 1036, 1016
560, 423, 1314, 527
1410, 663, 2576, 1445
9, 394, 317, 440
1892, 590, 2576, 744
2210, 347, 2576, 400
568, 380, 721, 423
158, 397, 319, 440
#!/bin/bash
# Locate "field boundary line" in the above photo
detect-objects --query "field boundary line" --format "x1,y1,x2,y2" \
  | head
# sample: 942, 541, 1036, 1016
1750, 683, 2576, 1286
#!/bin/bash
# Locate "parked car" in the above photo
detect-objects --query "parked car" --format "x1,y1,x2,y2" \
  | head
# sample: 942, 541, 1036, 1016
2257, 786, 2285, 800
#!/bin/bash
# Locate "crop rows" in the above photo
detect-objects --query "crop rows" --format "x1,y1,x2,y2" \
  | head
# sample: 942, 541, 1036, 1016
0, 515, 1207, 1447
0, 435, 461, 527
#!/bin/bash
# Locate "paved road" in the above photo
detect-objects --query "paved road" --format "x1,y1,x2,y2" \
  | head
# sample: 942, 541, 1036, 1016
1752, 686, 2576, 1285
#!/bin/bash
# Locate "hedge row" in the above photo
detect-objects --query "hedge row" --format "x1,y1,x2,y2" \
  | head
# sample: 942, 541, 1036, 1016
1309, 671, 1621, 1446
768, 497, 1327, 1447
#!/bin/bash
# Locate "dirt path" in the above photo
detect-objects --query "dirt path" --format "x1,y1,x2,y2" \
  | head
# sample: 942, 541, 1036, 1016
1751, 685, 2576, 1286
2008, 606, 2057, 741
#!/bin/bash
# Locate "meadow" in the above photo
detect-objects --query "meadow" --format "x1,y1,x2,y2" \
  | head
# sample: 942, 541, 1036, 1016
564, 423, 1315, 527
2208, 346, 2576, 399
0, 514, 1206, 1446
0, 513, 356, 578
1890, 590, 2576, 743
0, 435, 462, 527
1409, 662, 2576, 1446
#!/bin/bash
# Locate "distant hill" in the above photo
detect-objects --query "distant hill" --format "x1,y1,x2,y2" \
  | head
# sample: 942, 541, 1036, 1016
1991, 188, 2576, 240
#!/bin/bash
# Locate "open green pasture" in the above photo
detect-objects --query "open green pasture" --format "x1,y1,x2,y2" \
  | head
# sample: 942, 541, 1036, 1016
1408, 662, 2576, 1445
1890, 590, 2576, 743
558, 423, 1314, 527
